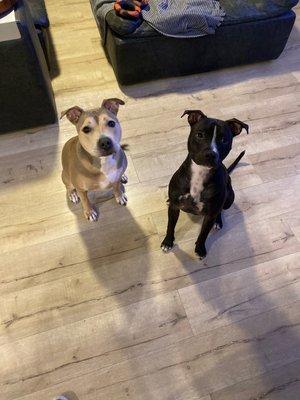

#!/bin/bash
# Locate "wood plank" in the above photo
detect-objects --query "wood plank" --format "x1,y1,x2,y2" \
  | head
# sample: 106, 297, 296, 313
281, 209, 300, 243
211, 360, 300, 400
14, 302, 300, 400
1, 215, 298, 344
1, 291, 192, 400
179, 253, 300, 335
249, 142, 300, 182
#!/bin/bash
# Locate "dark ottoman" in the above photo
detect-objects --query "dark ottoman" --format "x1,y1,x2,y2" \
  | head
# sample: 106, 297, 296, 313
90, 0, 298, 85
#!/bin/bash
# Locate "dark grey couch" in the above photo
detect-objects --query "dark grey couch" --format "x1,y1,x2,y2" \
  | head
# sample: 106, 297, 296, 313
90, 0, 299, 85
0, 0, 57, 134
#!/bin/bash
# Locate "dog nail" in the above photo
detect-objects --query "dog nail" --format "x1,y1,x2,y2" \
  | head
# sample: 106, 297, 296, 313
117, 194, 128, 205
161, 245, 172, 252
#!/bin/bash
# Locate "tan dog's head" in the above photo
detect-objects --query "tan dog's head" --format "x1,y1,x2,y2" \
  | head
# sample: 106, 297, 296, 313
61, 98, 125, 157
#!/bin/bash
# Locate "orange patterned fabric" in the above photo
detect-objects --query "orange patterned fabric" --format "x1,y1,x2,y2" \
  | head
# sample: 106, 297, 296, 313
114, 0, 148, 20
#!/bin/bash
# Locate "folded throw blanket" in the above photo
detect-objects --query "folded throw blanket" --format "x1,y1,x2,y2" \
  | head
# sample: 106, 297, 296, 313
90, 0, 225, 43
142, 0, 225, 38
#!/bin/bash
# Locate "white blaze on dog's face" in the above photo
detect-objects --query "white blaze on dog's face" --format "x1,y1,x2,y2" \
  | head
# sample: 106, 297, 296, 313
60, 98, 125, 157
210, 125, 219, 157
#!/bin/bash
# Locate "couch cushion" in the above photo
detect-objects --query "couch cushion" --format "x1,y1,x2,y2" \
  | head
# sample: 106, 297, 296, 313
95, 0, 298, 38
26, 0, 49, 28
221, 0, 299, 25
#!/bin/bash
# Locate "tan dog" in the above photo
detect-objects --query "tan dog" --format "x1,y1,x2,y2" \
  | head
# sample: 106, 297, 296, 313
61, 98, 128, 221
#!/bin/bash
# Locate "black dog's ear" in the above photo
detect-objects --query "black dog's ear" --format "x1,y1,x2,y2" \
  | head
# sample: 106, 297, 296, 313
226, 118, 249, 136
60, 106, 84, 125
181, 110, 206, 126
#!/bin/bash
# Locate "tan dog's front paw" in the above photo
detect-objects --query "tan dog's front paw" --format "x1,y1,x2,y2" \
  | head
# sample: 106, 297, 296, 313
84, 207, 99, 222
116, 193, 127, 206
69, 190, 80, 204
121, 174, 128, 184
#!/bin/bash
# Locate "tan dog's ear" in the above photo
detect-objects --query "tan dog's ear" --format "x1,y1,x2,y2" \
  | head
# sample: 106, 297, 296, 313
60, 106, 84, 125
102, 98, 125, 115
226, 118, 249, 136
181, 110, 206, 125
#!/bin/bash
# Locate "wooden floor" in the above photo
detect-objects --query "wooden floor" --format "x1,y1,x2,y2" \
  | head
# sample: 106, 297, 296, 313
1, 1, 300, 399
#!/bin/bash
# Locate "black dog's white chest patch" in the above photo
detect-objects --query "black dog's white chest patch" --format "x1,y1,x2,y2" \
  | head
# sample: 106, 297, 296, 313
189, 161, 210, 211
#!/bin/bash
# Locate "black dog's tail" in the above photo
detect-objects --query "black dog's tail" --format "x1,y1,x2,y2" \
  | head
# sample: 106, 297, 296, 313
227, 150, 245, 174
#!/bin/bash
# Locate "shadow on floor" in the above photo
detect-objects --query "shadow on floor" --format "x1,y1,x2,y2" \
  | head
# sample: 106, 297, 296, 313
171, 203, 300, 399
65, 171, 300, 399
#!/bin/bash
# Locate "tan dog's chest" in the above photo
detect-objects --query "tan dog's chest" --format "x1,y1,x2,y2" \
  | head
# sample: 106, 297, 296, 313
99, 155, 123, 184
80, 154, 125, 191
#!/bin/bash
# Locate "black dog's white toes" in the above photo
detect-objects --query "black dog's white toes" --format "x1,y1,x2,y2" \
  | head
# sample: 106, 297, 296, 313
161, 244, 173, 253
214, 222, 222, 230
121, 174, 128, 184
195, 243, 207, 259
161, 237, 174, 253
214, 214, 223, 230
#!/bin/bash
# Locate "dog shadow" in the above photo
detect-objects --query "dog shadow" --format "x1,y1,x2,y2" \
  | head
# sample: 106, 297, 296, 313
169, 203, 300, 398
66, 183, 161, 396
62, 152, 300, 400
69, 188, 153, 315
69, 186, 299, 399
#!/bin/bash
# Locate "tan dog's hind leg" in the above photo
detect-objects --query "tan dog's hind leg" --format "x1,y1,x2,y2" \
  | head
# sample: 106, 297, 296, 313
113, 181, 127, 206
77, 190, 99, 222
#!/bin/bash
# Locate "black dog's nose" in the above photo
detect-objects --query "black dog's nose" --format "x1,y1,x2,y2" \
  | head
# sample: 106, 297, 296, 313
98, 137, 113, 151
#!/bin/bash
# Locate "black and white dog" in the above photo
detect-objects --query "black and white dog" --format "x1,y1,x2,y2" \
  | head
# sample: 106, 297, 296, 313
161, 109, 249, 259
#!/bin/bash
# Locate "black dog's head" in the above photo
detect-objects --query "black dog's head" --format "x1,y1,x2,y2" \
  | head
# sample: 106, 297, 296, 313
182, 110, 249, 168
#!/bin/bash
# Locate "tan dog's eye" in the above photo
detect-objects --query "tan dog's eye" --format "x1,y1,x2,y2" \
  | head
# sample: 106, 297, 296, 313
108, 120, 116, 128
82, 126, 92, 133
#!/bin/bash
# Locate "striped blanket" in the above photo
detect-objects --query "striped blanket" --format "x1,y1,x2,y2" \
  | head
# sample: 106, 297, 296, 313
142, 0, 225, 38
90, 0, 225, 41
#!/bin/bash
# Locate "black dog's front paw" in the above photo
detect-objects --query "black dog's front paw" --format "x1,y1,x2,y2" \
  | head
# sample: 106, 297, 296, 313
161, 236, 174, 253
214, 214, 223, 230
195, 242, 207, 259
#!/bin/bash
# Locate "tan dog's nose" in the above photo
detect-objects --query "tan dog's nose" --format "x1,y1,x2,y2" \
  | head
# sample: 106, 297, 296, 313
98, 136, 113, 151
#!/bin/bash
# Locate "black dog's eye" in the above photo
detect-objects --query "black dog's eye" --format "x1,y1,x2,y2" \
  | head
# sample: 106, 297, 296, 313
222, 137, 228, 144
196, 132, 204, 139
82, 126, 91, 134
108, 120, 116, 128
